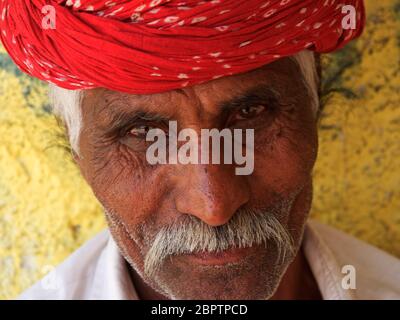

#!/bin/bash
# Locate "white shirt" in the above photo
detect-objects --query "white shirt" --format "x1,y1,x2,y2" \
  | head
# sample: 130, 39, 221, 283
19, 220, 400, 300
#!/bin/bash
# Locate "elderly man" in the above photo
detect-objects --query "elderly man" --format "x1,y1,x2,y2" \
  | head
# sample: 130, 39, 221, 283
1, 0, 399, 300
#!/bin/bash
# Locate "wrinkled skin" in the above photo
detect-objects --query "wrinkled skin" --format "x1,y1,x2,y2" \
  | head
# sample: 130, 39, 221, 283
75, 57, 320, 299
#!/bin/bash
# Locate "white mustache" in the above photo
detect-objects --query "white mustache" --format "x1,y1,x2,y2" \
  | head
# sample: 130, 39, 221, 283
143, 205, 295, 278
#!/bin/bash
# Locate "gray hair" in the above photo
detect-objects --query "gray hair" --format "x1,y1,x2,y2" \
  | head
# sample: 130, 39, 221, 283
49, 50, 319, 155
142, 206, 294, 278
49, 84, 83, 155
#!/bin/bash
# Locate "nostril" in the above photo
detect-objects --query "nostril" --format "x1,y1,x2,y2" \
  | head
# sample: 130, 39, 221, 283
175, 187, 250, 228
174, 163, 250, 227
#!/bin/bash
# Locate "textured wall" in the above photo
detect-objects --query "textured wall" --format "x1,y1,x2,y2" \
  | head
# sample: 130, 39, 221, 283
0, 0, 399, 299
311, 0, 400, 255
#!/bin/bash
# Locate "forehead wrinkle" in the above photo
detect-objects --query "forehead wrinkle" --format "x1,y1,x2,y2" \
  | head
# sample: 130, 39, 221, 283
191, 58, 295, 109
99, 91, 136, 117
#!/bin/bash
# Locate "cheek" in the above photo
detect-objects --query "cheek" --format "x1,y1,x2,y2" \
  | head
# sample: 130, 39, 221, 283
252, 113, 318, 197
85, 143, 172, 229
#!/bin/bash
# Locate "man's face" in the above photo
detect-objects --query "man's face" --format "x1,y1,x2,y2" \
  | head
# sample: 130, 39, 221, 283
76, 57, 318, 299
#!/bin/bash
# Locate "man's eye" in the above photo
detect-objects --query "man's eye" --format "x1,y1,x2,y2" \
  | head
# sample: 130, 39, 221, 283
128, 125, 153, 138
236, 105, 266, 120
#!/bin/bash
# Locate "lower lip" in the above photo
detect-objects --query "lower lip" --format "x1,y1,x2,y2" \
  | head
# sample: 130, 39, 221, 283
186, 247, 253, 265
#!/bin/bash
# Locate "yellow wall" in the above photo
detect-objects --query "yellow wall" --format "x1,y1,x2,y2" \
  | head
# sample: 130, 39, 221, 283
0, 0, 399, 299
311, 0, 400, 255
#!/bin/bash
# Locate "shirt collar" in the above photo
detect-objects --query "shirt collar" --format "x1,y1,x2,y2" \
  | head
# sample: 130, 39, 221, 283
91, 231, 139, 300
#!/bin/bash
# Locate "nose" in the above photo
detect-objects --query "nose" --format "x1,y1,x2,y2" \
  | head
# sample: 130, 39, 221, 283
174, 164, 250, 227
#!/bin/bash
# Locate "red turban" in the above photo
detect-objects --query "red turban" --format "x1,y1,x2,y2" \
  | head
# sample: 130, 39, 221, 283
0, 0, 365, 94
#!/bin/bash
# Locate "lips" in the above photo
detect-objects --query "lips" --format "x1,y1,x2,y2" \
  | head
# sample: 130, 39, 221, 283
186, 246, 255, 266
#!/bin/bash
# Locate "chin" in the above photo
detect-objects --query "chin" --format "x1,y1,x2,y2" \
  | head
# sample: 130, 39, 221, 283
145, 245, 294, 300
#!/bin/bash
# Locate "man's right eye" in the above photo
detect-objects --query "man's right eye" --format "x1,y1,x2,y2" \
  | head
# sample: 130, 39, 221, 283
128, 125, 153, 139
120, 124, 160, 152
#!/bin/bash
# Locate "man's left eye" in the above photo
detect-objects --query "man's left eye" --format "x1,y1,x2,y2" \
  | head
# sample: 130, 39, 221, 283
236, 105, 266, 120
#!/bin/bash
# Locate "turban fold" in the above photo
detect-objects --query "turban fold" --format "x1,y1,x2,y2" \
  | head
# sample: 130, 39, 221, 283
0, 0, 365, 94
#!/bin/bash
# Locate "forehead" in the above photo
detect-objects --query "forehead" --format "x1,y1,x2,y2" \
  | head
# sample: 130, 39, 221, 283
83, 56, 306, 120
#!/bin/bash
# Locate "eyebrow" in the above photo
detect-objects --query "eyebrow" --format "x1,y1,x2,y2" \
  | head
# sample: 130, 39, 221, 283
218, 84, 282, 113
